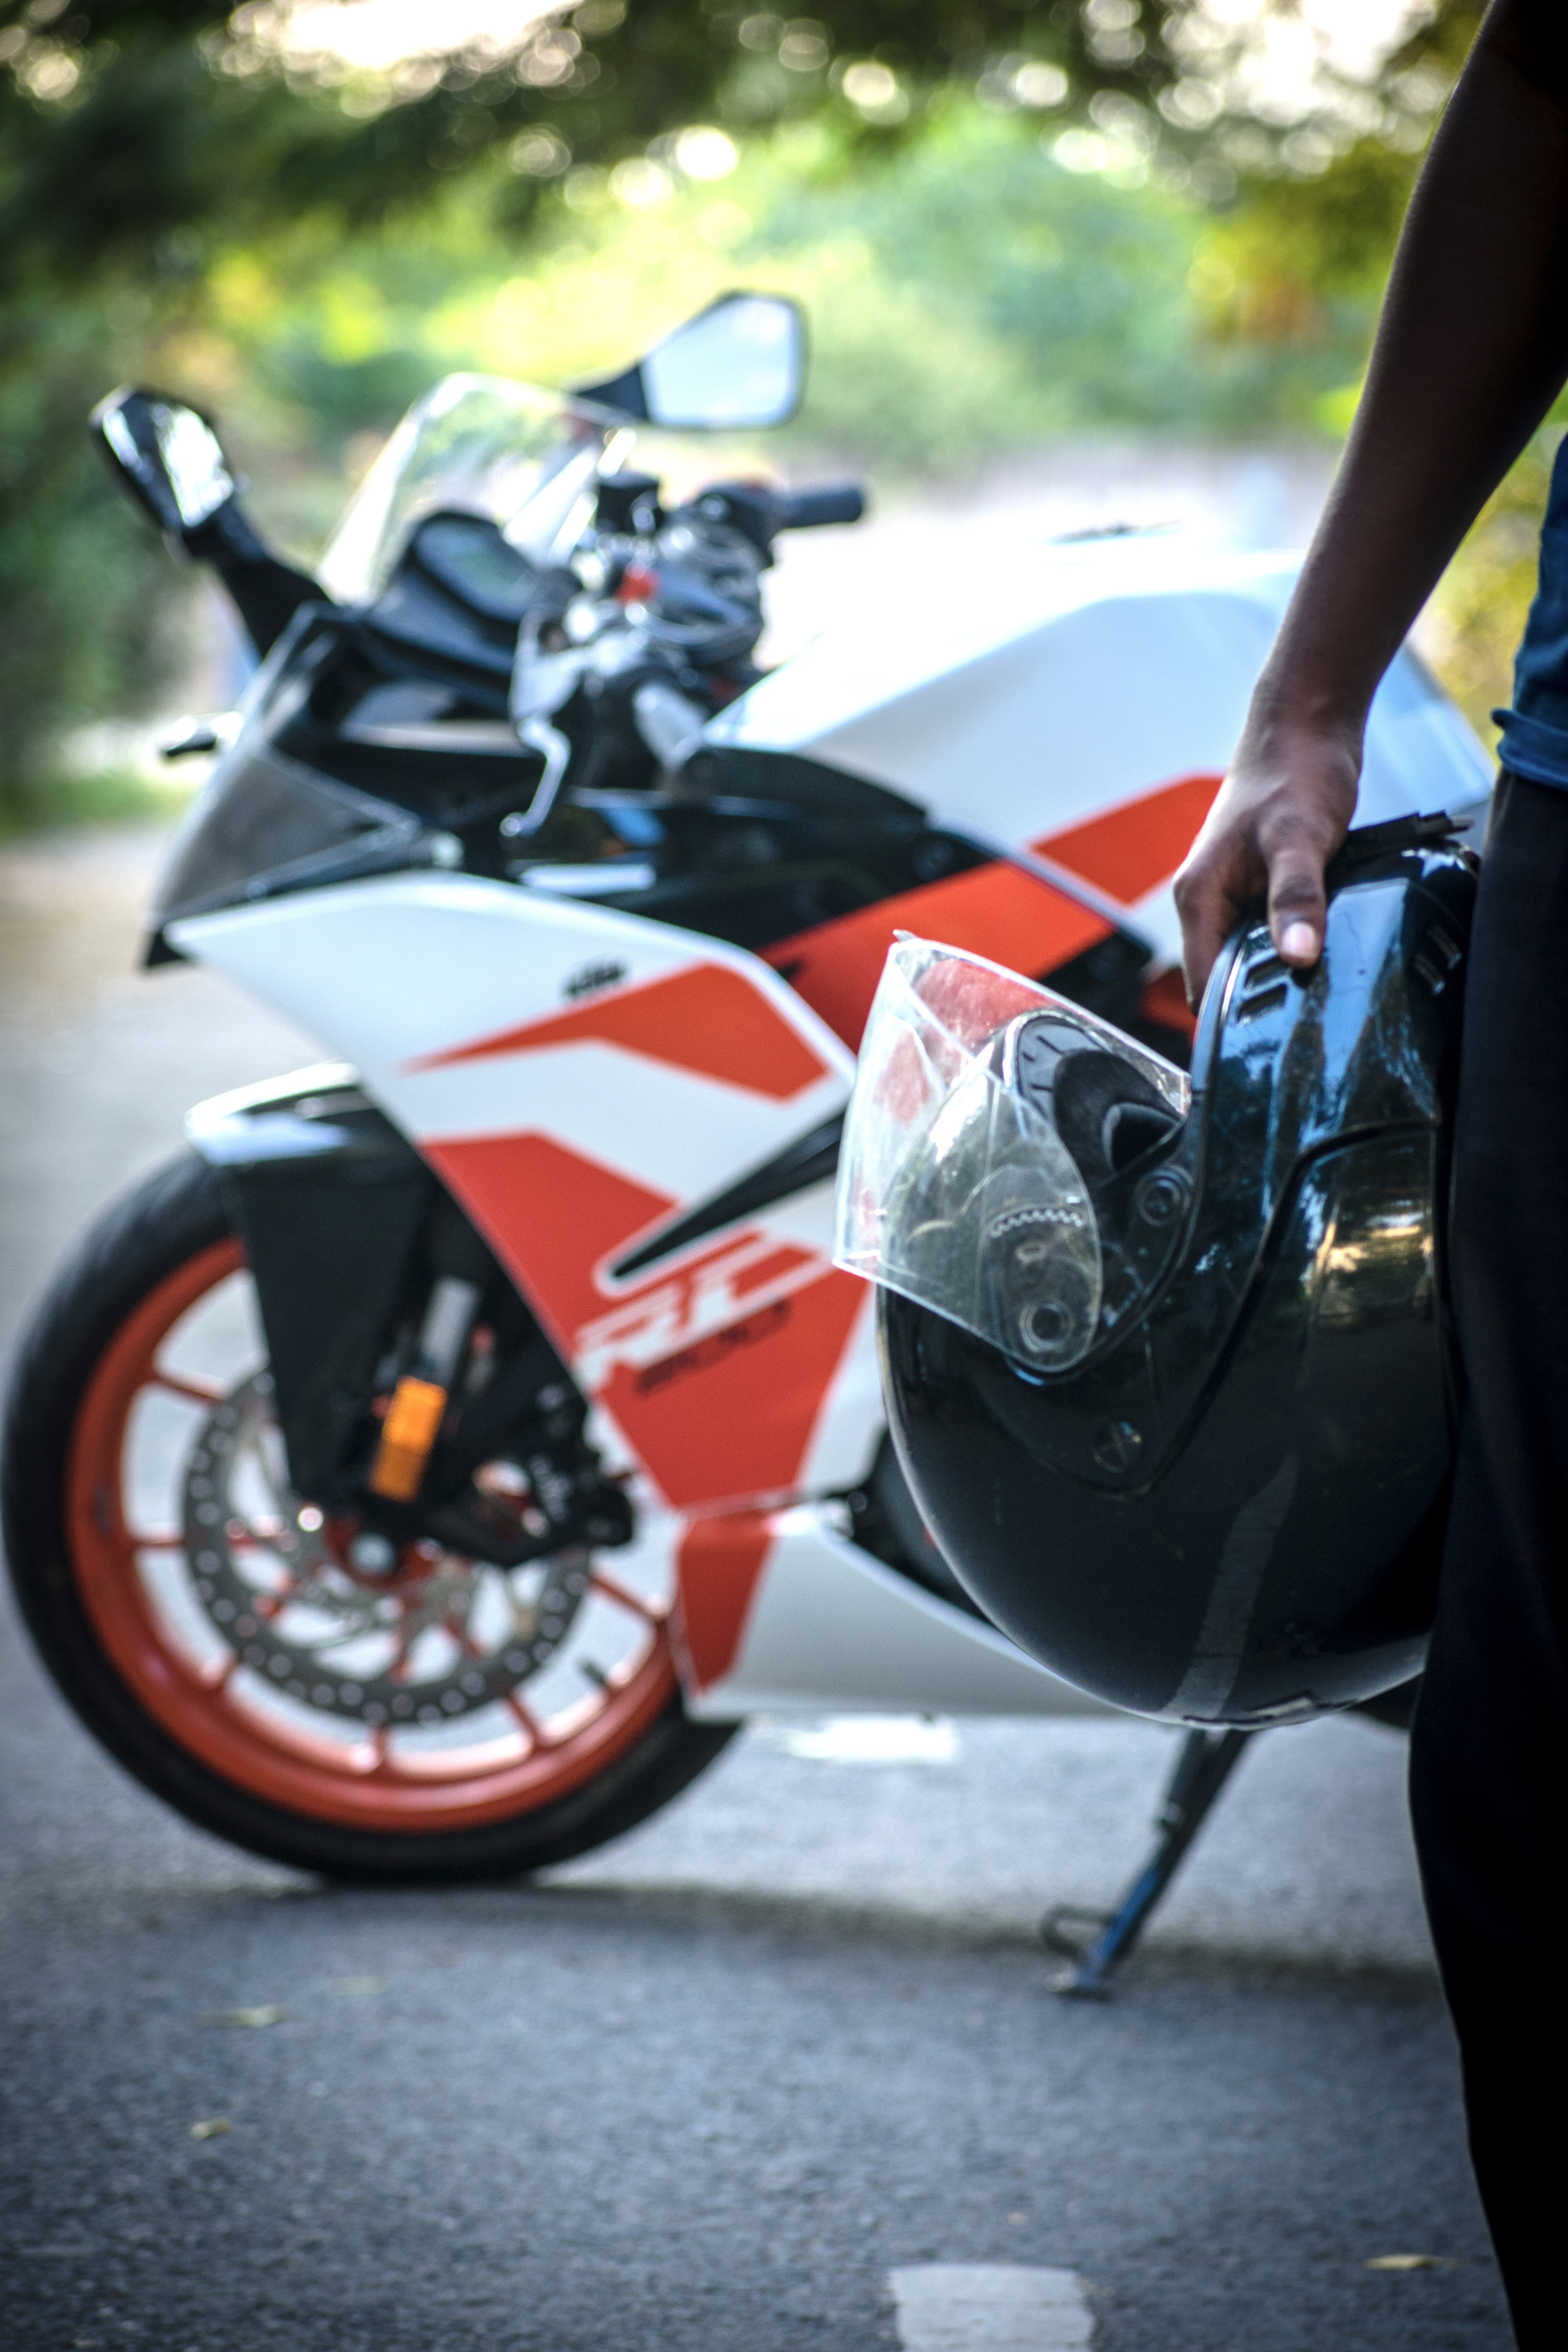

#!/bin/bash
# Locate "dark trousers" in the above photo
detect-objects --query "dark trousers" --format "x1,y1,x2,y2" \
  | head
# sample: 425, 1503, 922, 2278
1409, 770, 1568, 2350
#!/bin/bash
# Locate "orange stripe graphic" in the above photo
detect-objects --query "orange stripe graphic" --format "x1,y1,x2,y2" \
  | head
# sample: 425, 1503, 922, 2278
423, 1131, 866, 1512
408, 962, 827, 1102
763, 860, 1109, 1052
674, 1513, 776, 1691
1036, 771, 1223, 904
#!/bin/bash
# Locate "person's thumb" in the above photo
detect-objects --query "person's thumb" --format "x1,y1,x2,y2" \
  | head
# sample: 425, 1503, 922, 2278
1266, 845, 1327, 967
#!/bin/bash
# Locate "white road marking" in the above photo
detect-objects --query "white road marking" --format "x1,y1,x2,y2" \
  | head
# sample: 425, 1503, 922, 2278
766, 1715, 960, 1764
890, 2265, 1095, 2350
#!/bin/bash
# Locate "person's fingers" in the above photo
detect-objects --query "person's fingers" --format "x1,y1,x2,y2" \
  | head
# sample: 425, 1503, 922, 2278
1264, 843, 1328, 967
1177, 892, 1231, 1009
1174, 854, 1247, 1009
1176, 714, 1358, 1002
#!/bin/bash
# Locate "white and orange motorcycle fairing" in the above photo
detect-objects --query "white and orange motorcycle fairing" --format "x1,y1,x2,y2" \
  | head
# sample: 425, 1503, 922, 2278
4, 332, 1493, 1884
173, 877, 1091, 1724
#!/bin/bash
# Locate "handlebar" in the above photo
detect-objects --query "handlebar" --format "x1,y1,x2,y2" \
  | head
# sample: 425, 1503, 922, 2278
777, 485, 866, 530
600, 474, 868, 668
687, 480, 867, 555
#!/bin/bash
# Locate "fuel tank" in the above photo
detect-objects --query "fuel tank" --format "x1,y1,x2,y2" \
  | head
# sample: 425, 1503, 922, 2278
703, 540, 1493, 970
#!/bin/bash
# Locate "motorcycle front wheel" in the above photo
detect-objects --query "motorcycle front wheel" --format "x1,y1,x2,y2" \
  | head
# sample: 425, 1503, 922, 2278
2, 1152, 735, 1881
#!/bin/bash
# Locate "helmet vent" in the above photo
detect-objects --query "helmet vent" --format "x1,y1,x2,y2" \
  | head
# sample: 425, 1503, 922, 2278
1414, 921, 1464, 997
1234, 952, 1290, 1023
1235, 980, 1289, 1022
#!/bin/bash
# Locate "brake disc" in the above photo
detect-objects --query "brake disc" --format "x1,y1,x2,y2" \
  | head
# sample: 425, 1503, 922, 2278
181, 1375, 591, 1726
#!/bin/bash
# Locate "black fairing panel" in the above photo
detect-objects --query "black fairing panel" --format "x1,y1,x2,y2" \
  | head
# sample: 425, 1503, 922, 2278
182, 501, 323, 657
580, 745, 969, 959
880, 833, 1475, 1725
192, 1079, 435, 1500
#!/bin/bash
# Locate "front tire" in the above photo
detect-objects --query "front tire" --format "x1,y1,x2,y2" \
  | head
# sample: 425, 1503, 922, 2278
2, 1152, 735, 1881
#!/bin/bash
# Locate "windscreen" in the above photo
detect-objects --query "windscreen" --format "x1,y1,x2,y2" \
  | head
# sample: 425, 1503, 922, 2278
835, 938, 1190, 1370
317, 376, 630, 606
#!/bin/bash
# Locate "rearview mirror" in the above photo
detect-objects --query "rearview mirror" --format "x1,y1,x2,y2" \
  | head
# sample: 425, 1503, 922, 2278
91, 387, 236, 536
574, 293, 805, 431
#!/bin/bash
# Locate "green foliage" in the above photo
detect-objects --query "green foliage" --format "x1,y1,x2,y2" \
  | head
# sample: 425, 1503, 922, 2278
193, 105, 1380, 529
1196, 139, 1419, 339
0, 0, 1182, 305
751, 107, 1367, 445
0, 1, 1487, 309
1425, 436, 1560, 750
0, 0, 1494, 818
0, 761, 197, 841
0, 289, 181, 816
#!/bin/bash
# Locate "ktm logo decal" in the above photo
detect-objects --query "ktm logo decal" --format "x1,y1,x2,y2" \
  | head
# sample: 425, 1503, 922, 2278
573, 1231, 831, 1397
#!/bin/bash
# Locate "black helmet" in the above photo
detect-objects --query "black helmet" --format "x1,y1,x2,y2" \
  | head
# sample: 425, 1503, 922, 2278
835, 815, 1476, 1726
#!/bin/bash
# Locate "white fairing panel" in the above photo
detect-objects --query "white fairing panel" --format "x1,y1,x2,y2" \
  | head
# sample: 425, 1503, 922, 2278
169, 875, 851, 1191
686, 1505, 1111, 1719
706, 541, 1494, 968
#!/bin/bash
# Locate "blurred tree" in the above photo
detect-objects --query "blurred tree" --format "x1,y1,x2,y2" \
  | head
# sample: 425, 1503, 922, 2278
1178, 4, 1552, 751
1190, 5, 1489, 345
0, 0, 1490, 808
1421, 432, 1560, 743
0, 286, 176, 823
0, 1, 1486, 298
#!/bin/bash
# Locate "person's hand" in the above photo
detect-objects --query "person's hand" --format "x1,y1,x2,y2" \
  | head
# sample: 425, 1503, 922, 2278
1174, 707, 1363, 1008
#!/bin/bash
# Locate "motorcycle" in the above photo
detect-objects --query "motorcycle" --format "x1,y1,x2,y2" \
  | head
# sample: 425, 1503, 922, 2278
1, 293, 1494, 1886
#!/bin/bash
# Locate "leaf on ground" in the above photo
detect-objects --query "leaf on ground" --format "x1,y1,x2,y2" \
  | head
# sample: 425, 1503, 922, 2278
214, 2006, 285, 2027
190, 2118, 231, 2140
1365, 2253, 1448, 2271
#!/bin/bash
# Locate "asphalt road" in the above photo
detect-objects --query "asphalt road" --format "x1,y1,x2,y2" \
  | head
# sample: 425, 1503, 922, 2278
0, 826, 1512, 2351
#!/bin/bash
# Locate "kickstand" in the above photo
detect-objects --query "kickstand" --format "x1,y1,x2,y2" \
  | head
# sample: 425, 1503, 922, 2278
1042, 1727, 1256, 1998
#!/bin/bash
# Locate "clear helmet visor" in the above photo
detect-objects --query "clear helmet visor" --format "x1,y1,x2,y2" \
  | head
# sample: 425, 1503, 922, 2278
835, 938, 1191, 1372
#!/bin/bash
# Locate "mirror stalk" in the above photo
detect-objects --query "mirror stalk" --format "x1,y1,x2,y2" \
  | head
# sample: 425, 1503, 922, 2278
183, 502, 325, 658
91, 387, 327, 657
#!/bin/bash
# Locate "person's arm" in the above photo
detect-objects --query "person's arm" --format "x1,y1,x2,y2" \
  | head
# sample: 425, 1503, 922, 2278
1176, 0, 1568, 1003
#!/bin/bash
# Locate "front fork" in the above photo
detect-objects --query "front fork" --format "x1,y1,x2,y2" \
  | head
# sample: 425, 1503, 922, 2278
186, 1066, 634, 1567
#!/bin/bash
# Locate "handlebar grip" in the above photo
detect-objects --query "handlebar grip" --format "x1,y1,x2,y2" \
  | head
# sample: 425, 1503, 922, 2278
778, 484, 866, 530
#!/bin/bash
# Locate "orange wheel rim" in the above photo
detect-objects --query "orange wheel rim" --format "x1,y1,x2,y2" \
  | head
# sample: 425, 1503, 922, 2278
66, 1238, 678, 1833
